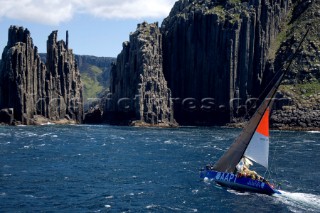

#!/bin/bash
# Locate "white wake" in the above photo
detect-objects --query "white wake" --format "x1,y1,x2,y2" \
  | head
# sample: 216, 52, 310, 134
275, 190, 320, 212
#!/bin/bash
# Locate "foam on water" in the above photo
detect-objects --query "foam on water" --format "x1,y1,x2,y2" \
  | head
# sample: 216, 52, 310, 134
275, 190, 320, 212
307, 131, 320, 134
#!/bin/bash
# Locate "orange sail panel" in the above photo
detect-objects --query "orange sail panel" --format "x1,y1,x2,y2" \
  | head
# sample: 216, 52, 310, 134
256, 108, 270, 137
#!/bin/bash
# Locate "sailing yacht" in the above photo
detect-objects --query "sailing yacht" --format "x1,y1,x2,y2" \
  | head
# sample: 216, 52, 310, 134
200, 105, 281, 195
200, 28, 309, 195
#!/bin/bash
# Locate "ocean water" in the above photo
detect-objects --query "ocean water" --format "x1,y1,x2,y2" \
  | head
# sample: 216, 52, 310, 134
0, 125, 320, 212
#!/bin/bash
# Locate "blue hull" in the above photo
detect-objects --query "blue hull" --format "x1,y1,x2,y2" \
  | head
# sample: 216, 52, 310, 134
200, 169, 281, 195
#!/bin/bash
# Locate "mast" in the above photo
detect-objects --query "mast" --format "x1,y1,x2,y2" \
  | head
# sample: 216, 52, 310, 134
212, 28, 310, 173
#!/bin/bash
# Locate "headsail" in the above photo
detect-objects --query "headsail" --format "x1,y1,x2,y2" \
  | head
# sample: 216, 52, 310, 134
244, 107, 270, 168
212, 74, 282, 173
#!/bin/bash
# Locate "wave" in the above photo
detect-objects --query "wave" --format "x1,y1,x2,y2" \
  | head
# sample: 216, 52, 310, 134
275, 190, 320, 212
307, 131, 320, 134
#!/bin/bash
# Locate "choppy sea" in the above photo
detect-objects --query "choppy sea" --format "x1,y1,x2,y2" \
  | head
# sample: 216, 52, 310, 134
0, 125, 320, 212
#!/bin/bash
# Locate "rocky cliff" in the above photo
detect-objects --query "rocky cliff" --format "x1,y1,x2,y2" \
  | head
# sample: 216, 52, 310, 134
160, 0, 292, 125
270, 0, 320, 130
105, 22, 176, 126
0, 26, 83, 125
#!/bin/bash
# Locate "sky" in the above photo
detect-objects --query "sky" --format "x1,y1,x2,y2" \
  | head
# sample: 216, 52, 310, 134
0, 0, 177, 58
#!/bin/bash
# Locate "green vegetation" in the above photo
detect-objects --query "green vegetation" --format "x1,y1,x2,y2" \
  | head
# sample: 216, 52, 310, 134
281, 81, 320, 97
206, 5, 226, 18
89, 65, 103, 75
228, 0, 242, 4
80, 65, 105, 100
268, 28, 289, 60
82, 73, 104, 100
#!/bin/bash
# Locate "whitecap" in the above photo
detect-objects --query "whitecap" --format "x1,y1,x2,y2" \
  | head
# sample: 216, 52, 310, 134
40, 133, 51, 137
105, 195, 114, 199
227, 189, 250, 196
276, 190, 320, 212
192, 189, 199, 194
51, 135, 58, 138
41, 122, 54, 125
203, 177, 211, 183
164, 139, 177, 144
104, 205, 111, 208
146, 204, 159, 209
213, 145, 223, 151
0, 192, 7, 196
303, 139, 316, 143
307, 131, 320, 134
23, 132, 37, 137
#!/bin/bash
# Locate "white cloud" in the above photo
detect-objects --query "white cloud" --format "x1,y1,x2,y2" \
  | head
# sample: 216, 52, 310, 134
0, 0, 177, 25
0, 0, 74, 25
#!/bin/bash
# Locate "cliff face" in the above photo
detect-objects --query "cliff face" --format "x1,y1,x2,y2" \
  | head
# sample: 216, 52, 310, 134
105, 22, 176, 126
45, 31, 83, 122
0, 26, 45, 124
0, 26, 83, 125
161, 0, 292, 125
270, 0, 320, 130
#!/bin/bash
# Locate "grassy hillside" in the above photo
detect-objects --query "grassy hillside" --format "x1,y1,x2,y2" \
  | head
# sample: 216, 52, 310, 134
81, 65, 104, 100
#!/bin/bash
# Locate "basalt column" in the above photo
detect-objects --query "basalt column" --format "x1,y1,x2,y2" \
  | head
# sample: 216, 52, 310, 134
0, 26, 45, 124
0, 26, 83, 124
106, 22, 176, 126
46, 31, 83, 122
161, 0, 292, 125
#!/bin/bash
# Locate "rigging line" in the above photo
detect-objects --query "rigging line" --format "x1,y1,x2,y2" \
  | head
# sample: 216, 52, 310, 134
265, 27, 311, 178
241, 27, 311, 173
243, 26, 311, 118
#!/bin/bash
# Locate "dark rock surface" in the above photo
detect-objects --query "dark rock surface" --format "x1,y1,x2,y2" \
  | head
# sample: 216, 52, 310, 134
271, 88, 320, 130
0, 108, 14, 125
105, 22, 176, 127
270, 0, 320, 130
161, 0, 291, 125
46, 30, 83, 122
84, 107, 102, 124
0, 26, 83, 125
107, 0, 293, 126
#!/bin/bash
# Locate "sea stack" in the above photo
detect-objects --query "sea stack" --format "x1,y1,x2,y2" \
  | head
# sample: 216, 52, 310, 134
105, 22, 176, 127
0, 26, 83, 125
